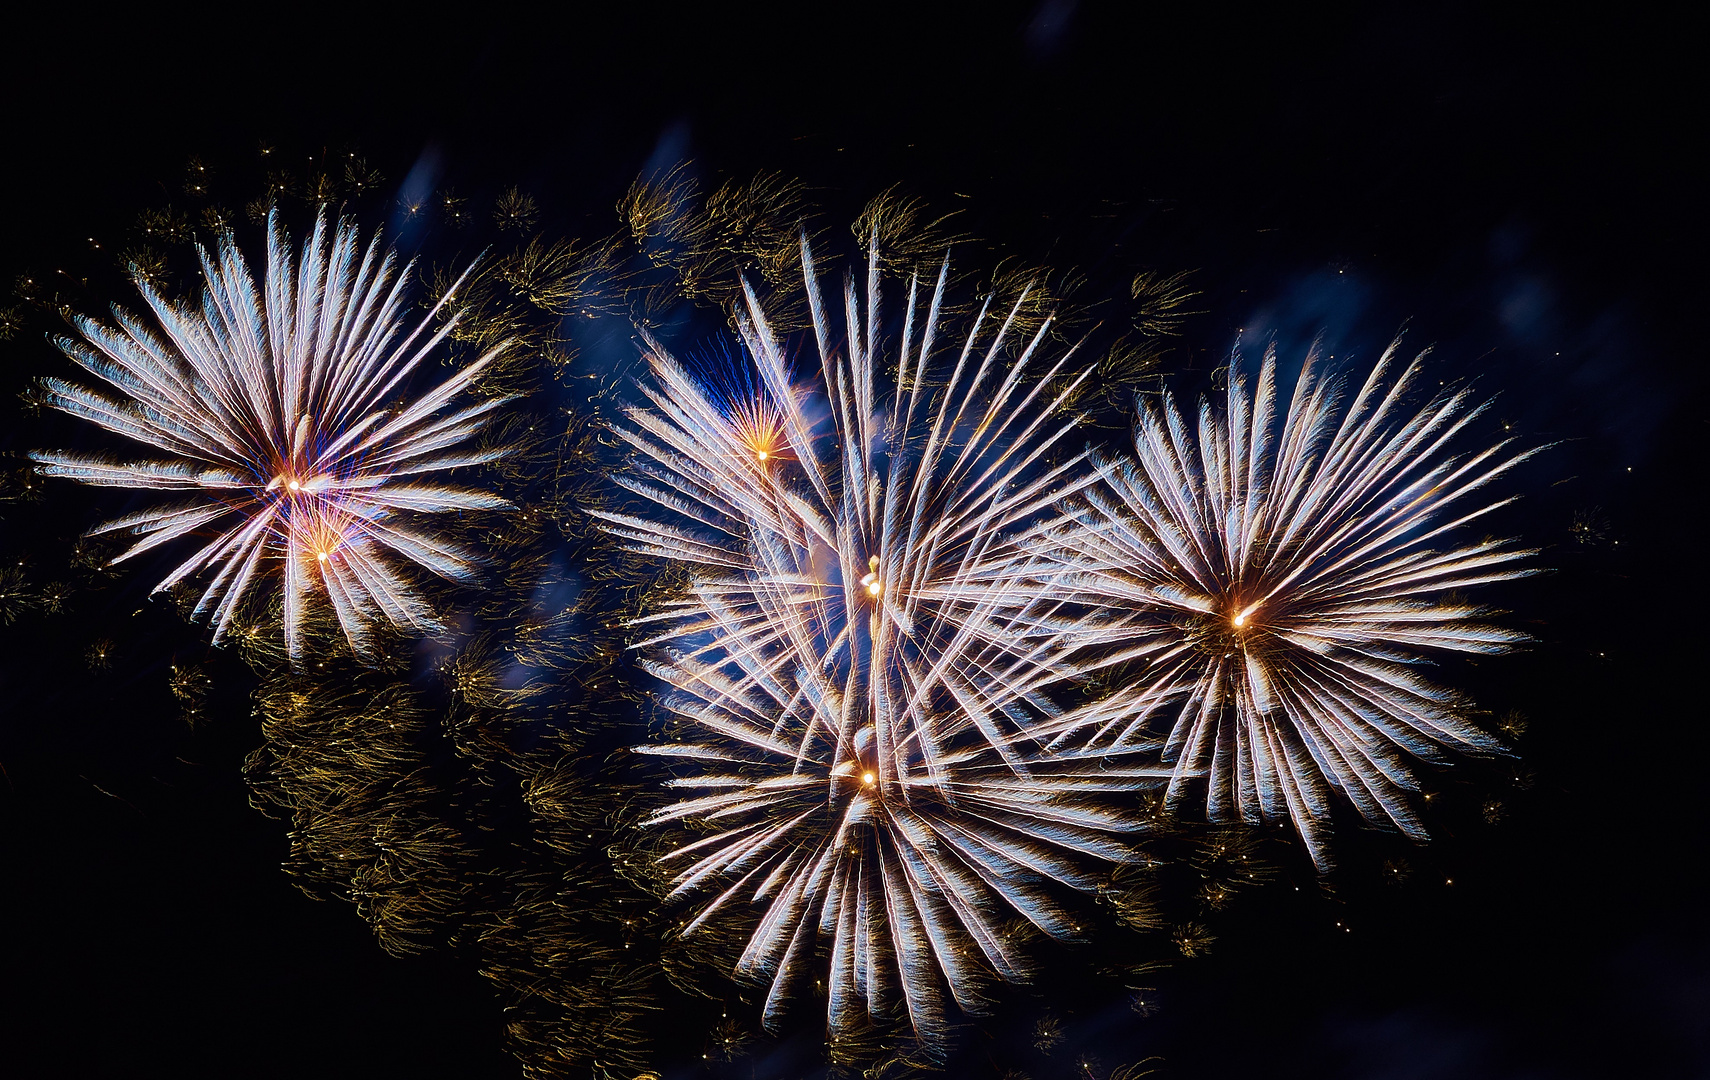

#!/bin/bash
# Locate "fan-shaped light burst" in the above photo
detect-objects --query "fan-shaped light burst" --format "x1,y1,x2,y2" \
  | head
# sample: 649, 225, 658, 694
32, 211, 512, 659
602, 238, 1166, 1038
1030, 341, 1540, 870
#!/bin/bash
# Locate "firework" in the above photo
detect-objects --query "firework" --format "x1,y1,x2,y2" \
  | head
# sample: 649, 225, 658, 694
1028, 341, 1539, 870
604, 237, 1167, 1038
32, 210, 511, 659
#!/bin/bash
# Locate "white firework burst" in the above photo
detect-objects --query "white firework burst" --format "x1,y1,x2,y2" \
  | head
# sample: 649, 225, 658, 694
32, 210, 512, 659
1028, 341, 1540, 870
603, 238, 1165, 1038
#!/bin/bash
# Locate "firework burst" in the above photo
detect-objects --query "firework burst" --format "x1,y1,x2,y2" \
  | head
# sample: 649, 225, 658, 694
604, 237, 1166, 1038
31, 210, 512, 659
1029, 341, 1540, 870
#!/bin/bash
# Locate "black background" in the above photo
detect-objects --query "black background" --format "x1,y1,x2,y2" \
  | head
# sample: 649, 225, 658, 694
1, 4, 1704, 1077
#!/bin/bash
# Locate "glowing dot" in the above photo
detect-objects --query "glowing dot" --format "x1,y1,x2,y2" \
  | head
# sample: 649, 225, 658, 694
1232, 612, 1246, 628
862, 771, 875, 785
287, 479, 300, 492
756, 449, 768, 461
316, 551, 328, 562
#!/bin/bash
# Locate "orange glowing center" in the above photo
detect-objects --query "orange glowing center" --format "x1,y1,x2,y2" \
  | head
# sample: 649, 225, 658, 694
861, 772, 876, 785
861, 556, 882, 598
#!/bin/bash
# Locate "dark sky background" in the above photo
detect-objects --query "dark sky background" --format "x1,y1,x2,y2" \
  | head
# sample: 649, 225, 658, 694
1, 4, 1705, 1077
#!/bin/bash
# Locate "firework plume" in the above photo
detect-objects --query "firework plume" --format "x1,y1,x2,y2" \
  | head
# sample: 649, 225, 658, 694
1029, 342, 1539, 870
32, 211, 512, 659
603, 238, 1167, 1038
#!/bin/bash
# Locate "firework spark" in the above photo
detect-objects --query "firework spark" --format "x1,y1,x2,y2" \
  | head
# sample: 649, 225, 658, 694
32, 210, 512, 659
1029, 341, 1539, 870
604, 237, 1166, 1038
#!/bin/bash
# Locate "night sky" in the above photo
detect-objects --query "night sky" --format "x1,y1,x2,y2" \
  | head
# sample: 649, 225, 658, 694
2, 5, 1704, 1077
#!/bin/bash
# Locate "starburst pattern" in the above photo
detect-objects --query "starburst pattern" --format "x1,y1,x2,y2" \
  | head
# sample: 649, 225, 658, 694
1029, 342, 1539, 870
603, 238, 1165, 1038
32, 211, 512, 659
